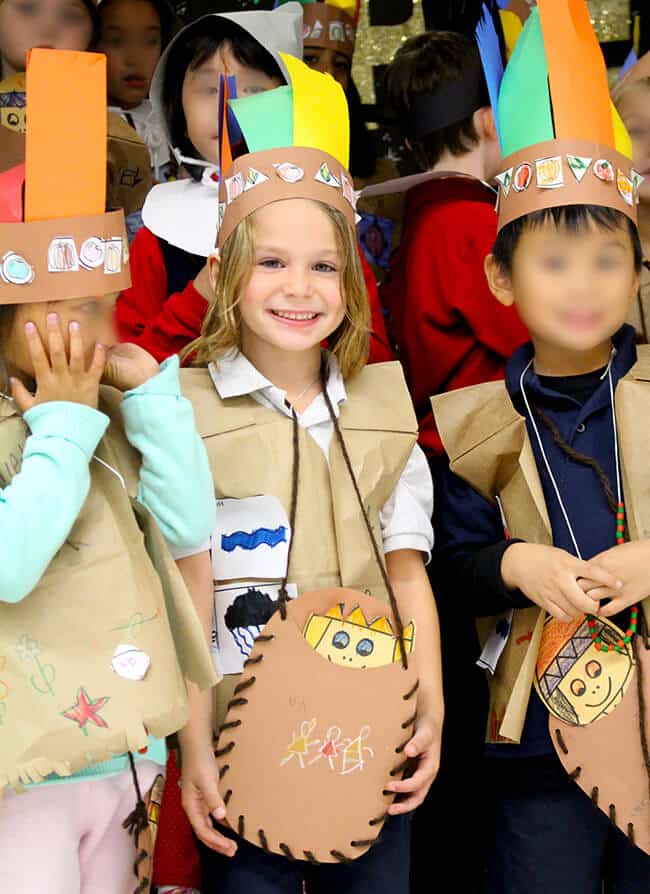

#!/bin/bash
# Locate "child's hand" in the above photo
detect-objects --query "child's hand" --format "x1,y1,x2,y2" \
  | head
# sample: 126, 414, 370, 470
578, 540, 650, 617
501, 543, 622, 622
102, 343, 159, 391
385, 714, 442, 815
180, 744, 237, 857
11, 315, 105, 412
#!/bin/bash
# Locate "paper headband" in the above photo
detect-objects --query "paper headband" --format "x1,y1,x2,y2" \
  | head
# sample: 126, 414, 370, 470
495, 139, 642, 230
0, 50, 130, 304
303, 3, 357, 61
217, 146, 357, 247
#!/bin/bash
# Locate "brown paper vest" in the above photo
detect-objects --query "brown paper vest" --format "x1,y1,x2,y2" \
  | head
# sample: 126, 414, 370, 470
215, 588, 419, 863
550, 636, 650, 854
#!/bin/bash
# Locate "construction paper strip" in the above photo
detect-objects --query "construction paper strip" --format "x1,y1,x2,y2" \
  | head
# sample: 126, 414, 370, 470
229, 86, 294, 154
280, 52, 349, 167
0, 164, 26, 223
617, 48, 638, 82
476, 3, 504, 139
25, 49, 106, 222
498, 9, 553, 157
499, 10, 523, 58
611, 101, 633, 158
537, 0, 614, 146
219, 73, 233, 177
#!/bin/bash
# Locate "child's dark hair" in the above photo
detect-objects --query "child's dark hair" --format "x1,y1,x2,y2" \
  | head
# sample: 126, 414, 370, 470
492, 205, 644, 273
347, 77, 377, 179
383, 31, 489, 171
97, 0, 179, 49
162, 17, 284, 182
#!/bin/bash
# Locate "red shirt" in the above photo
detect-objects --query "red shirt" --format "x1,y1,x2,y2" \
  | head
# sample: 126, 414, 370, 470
116, 226, 393, 364
381, 177, 527, 456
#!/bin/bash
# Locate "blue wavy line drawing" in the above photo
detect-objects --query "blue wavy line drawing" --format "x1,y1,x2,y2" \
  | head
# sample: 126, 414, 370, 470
221, 525, 288, 552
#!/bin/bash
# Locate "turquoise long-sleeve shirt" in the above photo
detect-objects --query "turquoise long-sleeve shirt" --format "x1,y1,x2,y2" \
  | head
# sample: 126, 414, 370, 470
0, 355, 215, 782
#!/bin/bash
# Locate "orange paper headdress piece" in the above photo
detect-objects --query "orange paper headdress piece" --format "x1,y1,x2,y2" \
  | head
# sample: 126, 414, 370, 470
0, 50, 130, 304
493, 0, 642, 230
217, 54, 355, 248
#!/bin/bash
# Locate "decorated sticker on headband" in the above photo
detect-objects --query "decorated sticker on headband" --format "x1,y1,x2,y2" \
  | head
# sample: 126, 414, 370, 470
534, 614, 635, 727
513, 162, 533, 192
307, 18, 323, 40
315, 162, 341, 188
79, 236, 105, 270
122, 237, 130, 266
245, 168, 269, 191
225, 172, 245, 203
329, 21, 345, 41
594, 159, 615, 182
1, 251, 34, 285
632, 170, 645, 195
345, 24, 355, 41
48, 237, 79, 273
341, 173, 355, 207
103, 238, 123, 275
566, 155, 592, 183
218, 201, 226, 228
495, 168, 513, 198
274, 163, 305, 184
617, 170, 634, 206
536, 156, 563, 189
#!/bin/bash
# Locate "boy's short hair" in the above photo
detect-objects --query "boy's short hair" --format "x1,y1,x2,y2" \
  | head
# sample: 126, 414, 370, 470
383, 31, 489, 170
492, 205, 644, 272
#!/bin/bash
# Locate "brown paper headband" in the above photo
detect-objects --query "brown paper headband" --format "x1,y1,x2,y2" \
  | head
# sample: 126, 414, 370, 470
0, 210, 130, 304
217, 147, 357, 248
495, 139, 642, 230
303, 4, 356, 62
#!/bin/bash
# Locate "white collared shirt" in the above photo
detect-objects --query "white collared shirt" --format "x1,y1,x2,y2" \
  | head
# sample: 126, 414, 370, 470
204, 350, 434, 560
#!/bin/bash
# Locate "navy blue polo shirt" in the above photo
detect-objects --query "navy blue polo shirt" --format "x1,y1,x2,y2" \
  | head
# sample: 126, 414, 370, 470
435, 325, 638, 756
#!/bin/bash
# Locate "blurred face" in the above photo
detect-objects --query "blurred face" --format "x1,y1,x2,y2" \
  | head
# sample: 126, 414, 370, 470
0, 0, 93, 77
616, 82, 650, 205
237, 199, 346, 360
5, 293, 118, 379
182, 42, 282, 165
486, 218, 639, 362
98, 0, 161, 110
303, 44, 351, 90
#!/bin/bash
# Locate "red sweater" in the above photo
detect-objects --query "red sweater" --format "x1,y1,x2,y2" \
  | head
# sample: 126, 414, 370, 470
116, 226, 393, 364
381, 177, 528, 457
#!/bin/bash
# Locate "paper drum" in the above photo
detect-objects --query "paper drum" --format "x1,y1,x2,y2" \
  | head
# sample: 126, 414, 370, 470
215, 588, 419, 863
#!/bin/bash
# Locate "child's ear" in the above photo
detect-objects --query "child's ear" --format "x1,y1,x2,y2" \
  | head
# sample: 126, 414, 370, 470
207, 251, 221, 292
484, 253, 515, 306
474, 106, 498, 142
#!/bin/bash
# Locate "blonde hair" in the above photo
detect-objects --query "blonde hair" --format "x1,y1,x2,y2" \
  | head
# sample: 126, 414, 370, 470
185, 201, 370, 379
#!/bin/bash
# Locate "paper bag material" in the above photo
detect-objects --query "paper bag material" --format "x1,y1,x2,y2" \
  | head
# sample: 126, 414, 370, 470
215, 589, 418, 862
107, 113, 153, 215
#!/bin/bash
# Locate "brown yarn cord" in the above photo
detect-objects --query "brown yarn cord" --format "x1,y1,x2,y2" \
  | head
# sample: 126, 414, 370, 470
122, 752, 150, 894
319, 362, 409, 670
277, 407, 300, 621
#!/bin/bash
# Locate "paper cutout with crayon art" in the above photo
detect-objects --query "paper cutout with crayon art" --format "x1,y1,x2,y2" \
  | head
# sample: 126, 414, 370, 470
303, 603, 415, 668
220, 525, 287, 553
534, 615, 635, 726
61, 687, 111, 735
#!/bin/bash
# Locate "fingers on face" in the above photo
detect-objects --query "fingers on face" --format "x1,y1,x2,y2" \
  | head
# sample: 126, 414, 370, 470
24, 321, 50, 379
46, 314, 67, 372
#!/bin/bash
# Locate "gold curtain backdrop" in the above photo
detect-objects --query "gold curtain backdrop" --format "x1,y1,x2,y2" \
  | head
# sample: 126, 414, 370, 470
351, 0, 632, 104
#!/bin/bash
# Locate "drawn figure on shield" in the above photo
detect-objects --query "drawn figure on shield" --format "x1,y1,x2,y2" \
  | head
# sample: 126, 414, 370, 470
340, 725, 374, 775
280, 718, 320, 769
309, 725, 343, 769
534, 614, 635, 726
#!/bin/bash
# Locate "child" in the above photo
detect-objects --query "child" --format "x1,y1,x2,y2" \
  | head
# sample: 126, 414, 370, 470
613, 52, 650, 340
433, 3, 650, 891
382, 30, 527, 459
0, 49, 216, 893
114, 5, 301, 361
176, 57, 443, 893
98, 0, 178, 181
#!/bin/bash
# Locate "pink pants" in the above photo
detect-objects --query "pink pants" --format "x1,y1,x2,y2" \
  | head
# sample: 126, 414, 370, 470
0, 761, 159, 894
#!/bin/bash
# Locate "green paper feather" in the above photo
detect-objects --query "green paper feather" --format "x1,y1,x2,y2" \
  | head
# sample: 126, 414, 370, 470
498, 8, 554, 157
229, 86, 294, 154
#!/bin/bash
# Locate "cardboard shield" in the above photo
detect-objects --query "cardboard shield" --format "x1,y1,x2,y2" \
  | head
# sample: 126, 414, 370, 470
215, 588, 419, 863
550, 636, 650, 854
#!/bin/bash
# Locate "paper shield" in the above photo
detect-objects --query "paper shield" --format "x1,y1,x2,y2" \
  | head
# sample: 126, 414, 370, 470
303, 2, 356, 61
551, 636, 650, 855
214, 588, 419, 862
217, 147, 356, 248
495, 139, 638, 230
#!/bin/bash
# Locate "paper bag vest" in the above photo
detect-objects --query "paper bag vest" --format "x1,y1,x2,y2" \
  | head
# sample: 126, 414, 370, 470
181, 361, 420, 861
432, 349, 650, 852
181, 360, 418, 723
0, 387, 217, 793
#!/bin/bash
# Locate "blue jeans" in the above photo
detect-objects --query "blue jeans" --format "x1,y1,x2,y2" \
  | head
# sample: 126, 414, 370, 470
484, 772, 650, 894
199, 815, 411, 894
